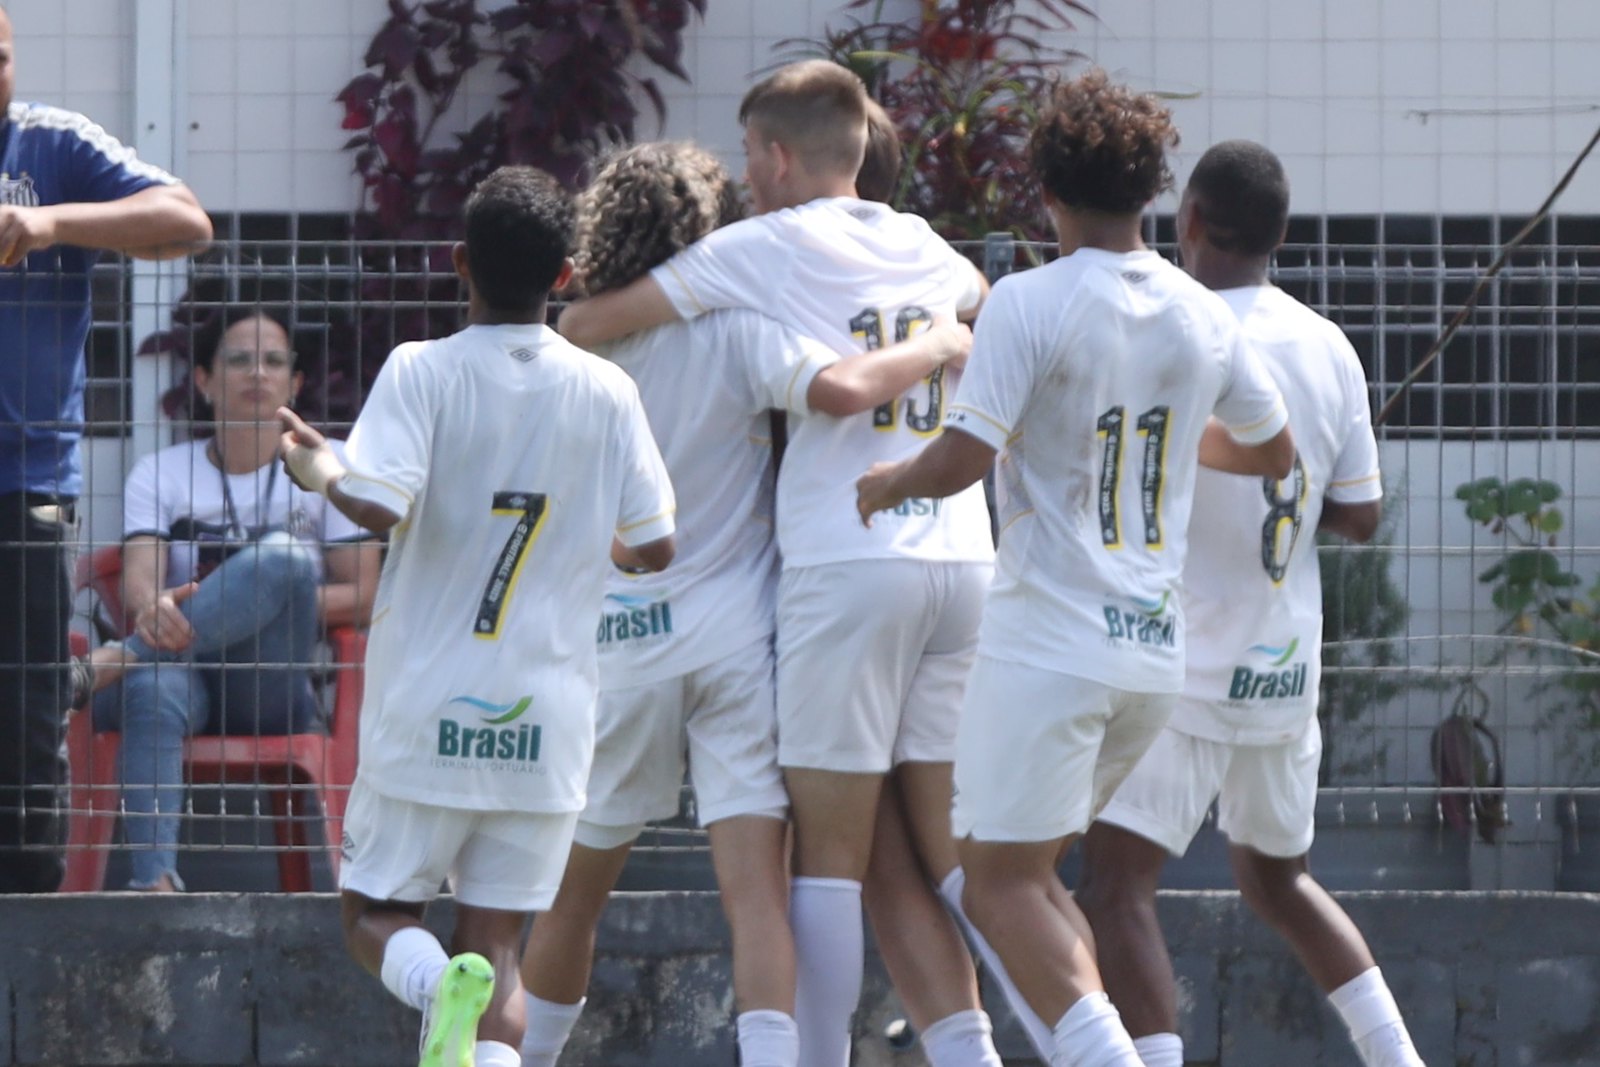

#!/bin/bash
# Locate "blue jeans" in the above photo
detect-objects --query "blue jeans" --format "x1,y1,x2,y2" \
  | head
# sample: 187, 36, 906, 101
93, 531, 321, 888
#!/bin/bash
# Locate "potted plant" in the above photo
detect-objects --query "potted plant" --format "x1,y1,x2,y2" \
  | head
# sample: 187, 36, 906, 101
1455, 476, 1600, 888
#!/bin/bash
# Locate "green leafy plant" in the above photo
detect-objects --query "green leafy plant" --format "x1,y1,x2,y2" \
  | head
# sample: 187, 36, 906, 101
1456, 476, 1600, 779
783, 0, 1092, 242
1318, 497, 1410, 783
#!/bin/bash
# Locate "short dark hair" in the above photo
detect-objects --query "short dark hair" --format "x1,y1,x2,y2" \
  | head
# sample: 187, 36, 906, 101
738, 60, 868, 178
856, 98, 903, 204
464, 167, 574, 312
1186, 140, 1290, 256
1027, 69, 1179, 215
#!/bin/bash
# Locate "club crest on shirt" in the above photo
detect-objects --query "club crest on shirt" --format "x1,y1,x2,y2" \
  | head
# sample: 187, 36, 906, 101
0, 172, 40, 207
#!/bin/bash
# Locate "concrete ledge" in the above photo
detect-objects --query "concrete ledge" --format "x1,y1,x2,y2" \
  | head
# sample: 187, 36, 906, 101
1, 892, 1598, 1065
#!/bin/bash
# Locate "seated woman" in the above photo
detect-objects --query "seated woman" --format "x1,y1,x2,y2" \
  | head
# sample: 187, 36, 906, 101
91, 306, 380, 892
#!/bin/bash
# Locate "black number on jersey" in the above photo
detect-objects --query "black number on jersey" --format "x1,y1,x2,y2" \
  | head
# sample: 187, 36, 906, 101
475, 491, 550, 639
850, 305, 942, 435
1260, 456, 1307, 584
1096, 405, 1172, 548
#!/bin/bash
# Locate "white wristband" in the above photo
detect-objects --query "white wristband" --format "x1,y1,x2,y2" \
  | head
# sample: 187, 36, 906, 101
286, 445, 346, 496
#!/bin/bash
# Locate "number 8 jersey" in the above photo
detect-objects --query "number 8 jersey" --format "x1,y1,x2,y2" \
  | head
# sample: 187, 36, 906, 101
1174, 286, 1382, 745
946, 248, 1288, 693
339, 324, 675, 813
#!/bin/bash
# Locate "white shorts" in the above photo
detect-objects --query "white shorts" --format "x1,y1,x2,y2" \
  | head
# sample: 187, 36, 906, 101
576, 637, 788, 849
338, 779, 579, 912
1098, 709, 1322, 859
952, 657, 1175, 843
776, 559, 991, 774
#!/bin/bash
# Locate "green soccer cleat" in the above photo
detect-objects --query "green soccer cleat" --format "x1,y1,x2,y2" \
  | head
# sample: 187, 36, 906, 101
418, 952, 496, 1067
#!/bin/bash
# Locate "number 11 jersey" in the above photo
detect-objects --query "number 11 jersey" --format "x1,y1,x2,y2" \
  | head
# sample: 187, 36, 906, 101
947, 249, 1288, 694
339, 323, 675, 813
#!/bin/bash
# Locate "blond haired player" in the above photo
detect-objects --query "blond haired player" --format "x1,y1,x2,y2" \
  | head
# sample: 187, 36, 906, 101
517, 140, 972, 1067
280, 167, 675, 1067
1077, 140, 1425, 1067
857, 73, 1294, 1067
558, 59, 1010, 1067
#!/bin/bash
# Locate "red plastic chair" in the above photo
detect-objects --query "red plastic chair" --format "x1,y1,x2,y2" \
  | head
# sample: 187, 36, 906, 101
60, 544, 366, 892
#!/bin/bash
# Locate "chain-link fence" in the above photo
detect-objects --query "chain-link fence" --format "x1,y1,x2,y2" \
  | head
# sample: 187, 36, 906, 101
19, 224, 1600, 890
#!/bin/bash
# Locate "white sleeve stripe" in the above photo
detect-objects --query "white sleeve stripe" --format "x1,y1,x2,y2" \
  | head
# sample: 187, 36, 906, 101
11, 103, 180, 185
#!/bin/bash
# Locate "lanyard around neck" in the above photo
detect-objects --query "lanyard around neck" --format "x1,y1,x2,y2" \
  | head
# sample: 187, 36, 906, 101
211, 439, 280, 539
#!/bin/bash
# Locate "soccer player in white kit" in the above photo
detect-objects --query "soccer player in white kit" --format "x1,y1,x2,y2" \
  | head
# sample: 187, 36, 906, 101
516, 141, 974, 1067
856, 73, 1296, 1067
557, 60, 1012, 1067
278, 167, 676, 1067
1076, 141, 1426, 1067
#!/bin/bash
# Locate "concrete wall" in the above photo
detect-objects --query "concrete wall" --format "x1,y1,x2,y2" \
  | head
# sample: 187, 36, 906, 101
2, 892, 1598, 1066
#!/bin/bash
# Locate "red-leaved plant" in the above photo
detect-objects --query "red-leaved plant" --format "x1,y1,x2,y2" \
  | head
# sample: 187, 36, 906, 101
149, 0, 705, 432
785, 0, 1091, 243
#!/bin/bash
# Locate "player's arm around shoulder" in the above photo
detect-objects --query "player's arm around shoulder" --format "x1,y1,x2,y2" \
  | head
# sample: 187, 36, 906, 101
557, 274, 680, 350
807, 320, 972, 417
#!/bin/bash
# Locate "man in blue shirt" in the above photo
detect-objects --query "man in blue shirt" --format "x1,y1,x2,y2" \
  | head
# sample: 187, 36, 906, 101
0, 6, 212, 892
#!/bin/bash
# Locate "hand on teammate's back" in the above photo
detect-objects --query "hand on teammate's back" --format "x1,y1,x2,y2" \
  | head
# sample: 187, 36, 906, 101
856, 460, 911, 527
925, 319, 973, 372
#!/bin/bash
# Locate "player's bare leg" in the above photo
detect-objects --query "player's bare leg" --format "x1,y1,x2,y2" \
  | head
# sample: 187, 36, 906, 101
709, 813, 802, 1066
518, 840, 633, 1065
451, 904, 529, 1051
1076, 821, 1178, 1038
864, 772, 979, 1027
1231, 847, 1425, 1067
784, 767, 883, 1067
959, 836, 1143, 1067
708, 813, 797, 1012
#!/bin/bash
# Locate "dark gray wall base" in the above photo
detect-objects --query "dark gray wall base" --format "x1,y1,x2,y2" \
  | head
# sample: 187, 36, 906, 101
1, 892, 1597, 1066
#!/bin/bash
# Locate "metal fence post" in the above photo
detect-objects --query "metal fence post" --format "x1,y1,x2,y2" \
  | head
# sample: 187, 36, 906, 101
981, 231, 1016, 284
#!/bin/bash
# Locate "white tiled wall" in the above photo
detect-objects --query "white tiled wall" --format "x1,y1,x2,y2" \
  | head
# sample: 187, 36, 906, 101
9, 0, 1598, 217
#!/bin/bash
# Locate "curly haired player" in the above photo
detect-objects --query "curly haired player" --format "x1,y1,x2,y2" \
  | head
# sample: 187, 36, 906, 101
856, 71, 1295, 1067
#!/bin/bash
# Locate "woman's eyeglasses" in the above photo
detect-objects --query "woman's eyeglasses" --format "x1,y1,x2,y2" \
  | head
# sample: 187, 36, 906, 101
219, 349, 295, 371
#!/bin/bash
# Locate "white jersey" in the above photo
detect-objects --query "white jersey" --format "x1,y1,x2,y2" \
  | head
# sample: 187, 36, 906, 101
652, 196, 993, 568
947, 249, 1288, 693
1172, 285, 1382, 744
595, 309, 832, 688
340, 324, 675, 814
123, 439, 368, 588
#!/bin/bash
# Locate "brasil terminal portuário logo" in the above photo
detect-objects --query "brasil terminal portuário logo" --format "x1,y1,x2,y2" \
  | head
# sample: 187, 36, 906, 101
448, 694, 533, 724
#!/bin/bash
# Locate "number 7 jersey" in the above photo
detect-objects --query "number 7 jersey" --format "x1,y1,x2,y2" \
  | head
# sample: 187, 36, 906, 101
946, 248, 1288, 693
339, 323, 675, 813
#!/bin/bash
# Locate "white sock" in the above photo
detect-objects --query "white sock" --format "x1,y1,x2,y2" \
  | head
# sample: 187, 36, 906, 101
1050, 992, 1143, 1067
1132, 1031, 1184, 1067
939, 866, 1054, 1061
519, 993, 585, 1067
1328, 968, 1425, 1067
921, 1008, 1004, 1067
379, 926, 449, 1013
790, 876, 864, 1067
475, 1040, 521, 1067
737, 1009, 800, 1067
